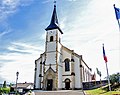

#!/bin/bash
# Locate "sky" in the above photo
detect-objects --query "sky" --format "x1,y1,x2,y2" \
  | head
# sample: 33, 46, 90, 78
0, 0, 120, 84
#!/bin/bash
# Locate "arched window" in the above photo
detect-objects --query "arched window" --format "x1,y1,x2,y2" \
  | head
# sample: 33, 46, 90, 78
50, 36, 53, 42
64, 59, 70, 71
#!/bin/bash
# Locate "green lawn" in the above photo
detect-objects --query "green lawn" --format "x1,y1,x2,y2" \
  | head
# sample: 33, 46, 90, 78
85, 88, 120, 95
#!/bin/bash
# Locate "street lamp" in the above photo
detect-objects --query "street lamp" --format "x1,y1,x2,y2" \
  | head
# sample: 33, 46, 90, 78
16, 71, 19, 93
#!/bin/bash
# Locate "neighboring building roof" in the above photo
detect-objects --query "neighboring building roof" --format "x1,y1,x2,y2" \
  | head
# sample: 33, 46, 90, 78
45, 5, 63, 34
12, 83, 33, 89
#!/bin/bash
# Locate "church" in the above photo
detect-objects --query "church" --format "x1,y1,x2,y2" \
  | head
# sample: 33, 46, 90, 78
34, 3, 92, 90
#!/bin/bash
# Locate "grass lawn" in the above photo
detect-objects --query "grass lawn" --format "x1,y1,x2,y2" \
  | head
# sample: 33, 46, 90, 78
85, 88, 120, 95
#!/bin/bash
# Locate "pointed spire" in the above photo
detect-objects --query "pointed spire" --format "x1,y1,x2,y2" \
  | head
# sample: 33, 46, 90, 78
50, 2, 58, 25
45, 1, 63, 34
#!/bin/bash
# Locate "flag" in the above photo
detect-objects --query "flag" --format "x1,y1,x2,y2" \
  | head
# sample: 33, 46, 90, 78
92, 72, 96, 80
114, 4, 120, 20
96, 68, 101, 77
103, 44, 108, 63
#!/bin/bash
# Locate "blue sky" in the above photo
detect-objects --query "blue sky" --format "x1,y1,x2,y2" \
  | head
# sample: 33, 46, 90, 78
0, 0, 120, 84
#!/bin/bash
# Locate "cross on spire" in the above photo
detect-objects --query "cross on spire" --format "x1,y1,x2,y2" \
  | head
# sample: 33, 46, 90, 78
54, 0, 56, 4
54, 0, 56, 7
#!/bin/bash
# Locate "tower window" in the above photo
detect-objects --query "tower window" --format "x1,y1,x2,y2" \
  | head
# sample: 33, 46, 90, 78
59, 37, 61, 43
50, 36, 53, 42
64, 58, 70, 71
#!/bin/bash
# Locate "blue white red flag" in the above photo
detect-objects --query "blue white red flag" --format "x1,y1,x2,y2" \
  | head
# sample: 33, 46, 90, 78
103, 44, 108, 63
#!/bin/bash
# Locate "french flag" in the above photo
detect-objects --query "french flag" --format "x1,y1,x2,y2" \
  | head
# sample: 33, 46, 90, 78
103, 44, 108, 63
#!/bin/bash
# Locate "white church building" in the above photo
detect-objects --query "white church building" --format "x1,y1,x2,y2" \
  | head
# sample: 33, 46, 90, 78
34, 4, 92, 90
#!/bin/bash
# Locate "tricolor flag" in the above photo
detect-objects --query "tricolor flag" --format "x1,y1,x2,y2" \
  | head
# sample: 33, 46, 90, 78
103, 44, 108, 63
114, 4, 120, 20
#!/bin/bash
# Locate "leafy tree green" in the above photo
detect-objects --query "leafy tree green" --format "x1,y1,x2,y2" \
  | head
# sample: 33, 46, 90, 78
0, 81, 10, 94
110, 72, 120, 84
3, 81, 6, 88
0, 87, 10, 94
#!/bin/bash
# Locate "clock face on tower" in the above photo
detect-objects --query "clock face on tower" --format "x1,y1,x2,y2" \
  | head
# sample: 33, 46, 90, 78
50, 31, 53, 34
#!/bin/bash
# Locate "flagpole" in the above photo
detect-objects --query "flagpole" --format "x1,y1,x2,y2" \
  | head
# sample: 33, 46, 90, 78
105, 61, 111, 91
117, 19, 120, 32
103, 44, 111, 91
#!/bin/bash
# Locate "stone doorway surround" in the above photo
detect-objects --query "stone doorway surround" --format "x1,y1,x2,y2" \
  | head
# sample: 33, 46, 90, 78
43, 66, 56, 90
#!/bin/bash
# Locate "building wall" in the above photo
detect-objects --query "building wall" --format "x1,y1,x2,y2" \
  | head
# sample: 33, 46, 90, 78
81, 59, 91, 82
58, 65, 63, 89
46, 52, 56, 64
62, 48, 72, 75
61, 48, 75, 89
35, 58, 41, 89
41, 54, 45, 88
57, 52, 63, 89
74, 55, 81, 89
47, 42, 56, 52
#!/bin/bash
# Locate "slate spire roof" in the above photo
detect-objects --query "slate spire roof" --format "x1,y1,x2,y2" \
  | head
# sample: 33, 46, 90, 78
45, 4, 63, 34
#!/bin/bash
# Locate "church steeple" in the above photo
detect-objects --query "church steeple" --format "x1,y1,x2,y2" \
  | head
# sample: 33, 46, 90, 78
45, 2, 63, 34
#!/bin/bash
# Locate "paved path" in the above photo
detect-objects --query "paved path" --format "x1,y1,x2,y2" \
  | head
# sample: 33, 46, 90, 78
34, 90, 85, 95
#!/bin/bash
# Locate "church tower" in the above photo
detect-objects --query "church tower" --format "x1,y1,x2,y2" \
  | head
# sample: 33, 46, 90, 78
43, 3, 63, 90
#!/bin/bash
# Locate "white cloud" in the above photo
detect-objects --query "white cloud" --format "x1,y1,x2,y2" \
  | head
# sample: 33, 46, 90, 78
0, 29, 11, 38
67, 0, 77, 1
11, 42, 43, 52
60, 16, 67, 30
0, 31, 8, 38
0, 0, 33, 22
2, 0, 19, 6
42, 0, 52, 4
0, 41, 44, 83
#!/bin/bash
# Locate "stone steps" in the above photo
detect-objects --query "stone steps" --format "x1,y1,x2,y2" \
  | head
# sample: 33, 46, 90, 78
34, 90, 85, 95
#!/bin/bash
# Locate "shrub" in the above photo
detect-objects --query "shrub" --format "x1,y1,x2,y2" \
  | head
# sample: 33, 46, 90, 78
0, 87, 10, 94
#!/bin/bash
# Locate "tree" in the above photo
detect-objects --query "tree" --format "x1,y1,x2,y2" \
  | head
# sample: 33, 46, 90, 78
3, 81, 6, 88
109, 72, 120, 84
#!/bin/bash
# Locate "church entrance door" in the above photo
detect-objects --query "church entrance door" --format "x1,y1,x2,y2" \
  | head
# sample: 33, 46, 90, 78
47, 79, 53, 90
65, 82, 70, 90
65, 79, 70, 90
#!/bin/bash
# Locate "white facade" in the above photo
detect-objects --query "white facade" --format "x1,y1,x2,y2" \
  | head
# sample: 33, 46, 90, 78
34, 4, 92, 90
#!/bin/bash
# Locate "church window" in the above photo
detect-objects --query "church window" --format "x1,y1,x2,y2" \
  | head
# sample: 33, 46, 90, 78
59, 38, 61, 43
50, 36, 53, 42
64, 59, 70, 71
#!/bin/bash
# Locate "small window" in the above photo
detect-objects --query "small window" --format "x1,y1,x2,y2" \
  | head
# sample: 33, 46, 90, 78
59, 38, 61, 43
64, 59, 70, 71
50, 36, 53, 42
